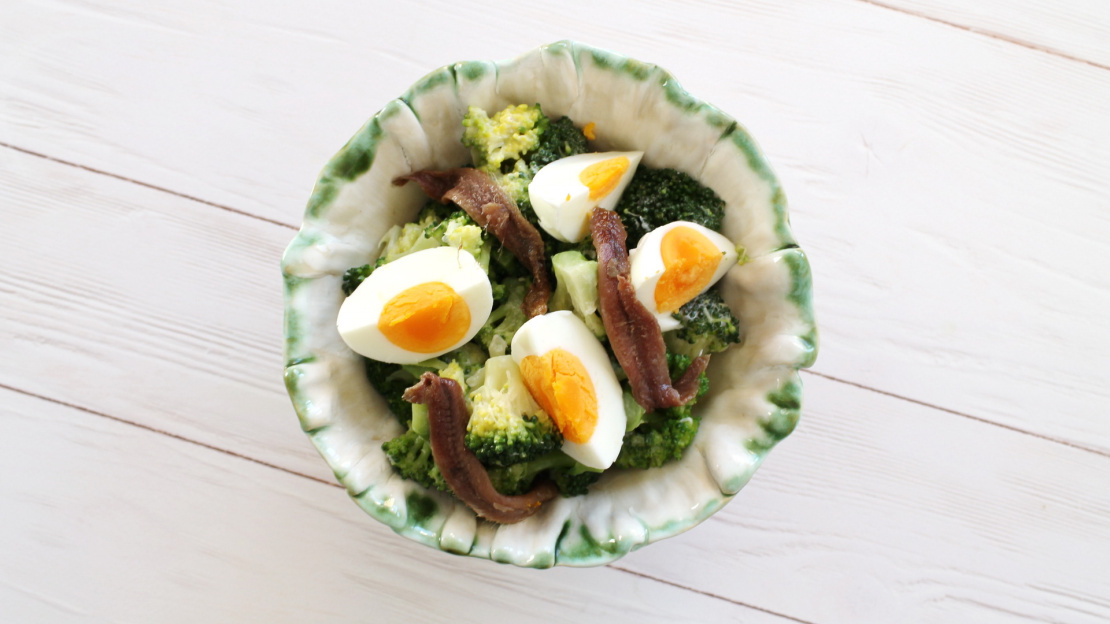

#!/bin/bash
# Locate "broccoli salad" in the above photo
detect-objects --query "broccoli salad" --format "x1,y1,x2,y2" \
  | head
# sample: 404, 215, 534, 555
337, 103, 743, 523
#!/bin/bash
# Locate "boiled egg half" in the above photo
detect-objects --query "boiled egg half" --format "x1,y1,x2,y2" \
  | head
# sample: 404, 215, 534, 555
629, 221, 738, 331
511, 311, 626, 470
337, 246, 493, 364
528, 151, 643, 243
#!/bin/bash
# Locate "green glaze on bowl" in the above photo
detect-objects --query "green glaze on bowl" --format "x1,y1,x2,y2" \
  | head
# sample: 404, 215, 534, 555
281, 41, 818, 568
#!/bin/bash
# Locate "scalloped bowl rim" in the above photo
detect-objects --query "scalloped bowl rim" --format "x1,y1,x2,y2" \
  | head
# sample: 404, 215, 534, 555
281, 40, 817, 568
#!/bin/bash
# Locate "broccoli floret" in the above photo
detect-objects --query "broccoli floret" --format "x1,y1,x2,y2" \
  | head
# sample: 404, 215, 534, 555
374, 203, 491, 269
399, 342, 490, 394
549, 250, 605, 337
613, 416, 700, 469
520, 117, 590, 236
465, 356, 561, 467
341, 263, 375, 296
422, 209, 489, 269
381, 352, 497, 494
362, 342, 490, 428
344, 205, 493, 299
486, 451, 602, 497
614, 167, 726, 247
667, 290, 742, 358
462, 104, 547, 204
550, 466, 603, 497
488, 245, 529, 283
527, 116, 589, 174
381, 429, 450, 493
477, 277, 529, 356
363, 358, 420, 426
377, 205, 445, 262
461, 108, 589, 230
613, 353, 710, 469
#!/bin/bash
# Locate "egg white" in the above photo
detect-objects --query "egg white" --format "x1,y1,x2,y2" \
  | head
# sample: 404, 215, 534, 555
337, 246, 493, 364
510, 311, 626, 470
528, 151, 644, 243
628, 221, 739, 331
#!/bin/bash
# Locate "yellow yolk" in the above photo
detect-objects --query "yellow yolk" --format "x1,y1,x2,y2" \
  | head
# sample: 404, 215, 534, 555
579, 156, 630, 201
655, 226, 723, 313
518, 348, 598, 444
582, 122, 596, 140
377, 282, 470, 353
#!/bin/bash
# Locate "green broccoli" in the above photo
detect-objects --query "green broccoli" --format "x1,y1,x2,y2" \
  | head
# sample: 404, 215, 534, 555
376, 204, 445, 263
462, 104, 547, 204
486, 450, 602, 497
477, 277, 529, 356
362, 342, 490, 428
341, 263, 376, 296
527, 116, 590, 174
487, 244, 529, 283
613, 416, 700, 469
614, 167, 726, 247
462, 107, 590, 223
374, 203, 491, 267
465, 356, 562, 467
362, 358, 420, 426
667, 290, 742, 358
341, 202, 490, 295
341, 204, 492, 296
549, 250, 605, 337
613, 353, 710, 469
381, 428, 450, 493
519, 117, 590, 230
422, 209, 489, 269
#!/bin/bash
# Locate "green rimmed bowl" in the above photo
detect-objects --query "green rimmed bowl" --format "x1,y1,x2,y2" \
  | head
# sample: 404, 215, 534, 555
281, 41, 817, 568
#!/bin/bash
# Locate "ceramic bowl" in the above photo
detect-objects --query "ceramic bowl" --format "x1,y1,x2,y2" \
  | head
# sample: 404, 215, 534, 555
281, 41, 817, 568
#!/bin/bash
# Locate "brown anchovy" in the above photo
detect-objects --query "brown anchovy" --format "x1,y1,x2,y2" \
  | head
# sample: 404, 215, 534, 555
590, 208, 709, 412
395, 169, 551, 319
402, 373, 557, 524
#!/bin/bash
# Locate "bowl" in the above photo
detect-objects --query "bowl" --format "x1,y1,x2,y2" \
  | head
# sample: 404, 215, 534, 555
281, 41, 817, 568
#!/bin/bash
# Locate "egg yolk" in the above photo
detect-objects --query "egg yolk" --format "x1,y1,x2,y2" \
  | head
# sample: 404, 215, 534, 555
579, 156, 630, 201
377, 282, 470, 353
518, 349, 598, 444
655, 226, 723, 313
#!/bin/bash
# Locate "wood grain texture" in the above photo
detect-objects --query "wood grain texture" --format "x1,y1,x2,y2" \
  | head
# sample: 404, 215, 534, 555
0, 145, 330, 482
869, 0, 1110, 68
0, 388, 795, 624
3, 149, 1108, 622
616, 372, 1110, 623
2, 0, 1109, 454
4, 1, 1110, 621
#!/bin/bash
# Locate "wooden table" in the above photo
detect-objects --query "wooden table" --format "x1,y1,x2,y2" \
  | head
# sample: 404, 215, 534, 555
3, 1, 1108, 622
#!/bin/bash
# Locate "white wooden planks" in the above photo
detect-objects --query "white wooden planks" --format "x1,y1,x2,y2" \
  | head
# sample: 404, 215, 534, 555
0, 387, 791, 624
0, 145, 330, 482
872, 0, 1110, 68
617, 373, 1110, 623
3, 0, 1110, 621
2, 0, 1109, 454
4, 147, 1109, 623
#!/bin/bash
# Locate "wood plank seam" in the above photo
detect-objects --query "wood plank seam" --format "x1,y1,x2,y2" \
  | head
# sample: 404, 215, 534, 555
0, 380, 339, 489
608, 565, 817, 624
852, 0, 1110, 72
0, 141, 292, 230
4, 142, 1103, 465
1, 380, 797, 617
803, 370, 1110, 460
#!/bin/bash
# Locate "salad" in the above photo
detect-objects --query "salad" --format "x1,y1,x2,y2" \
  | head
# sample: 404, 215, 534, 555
335, 104, 744, 524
